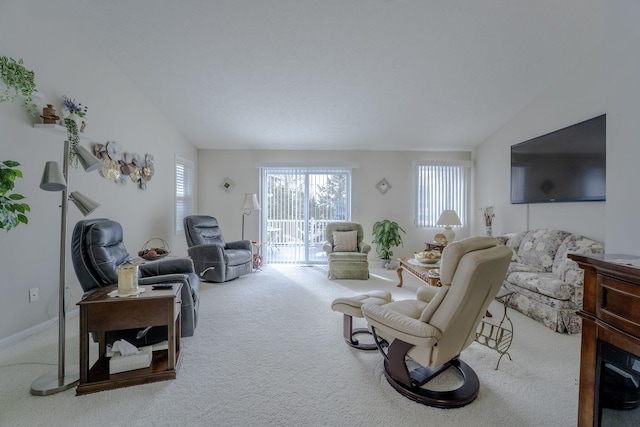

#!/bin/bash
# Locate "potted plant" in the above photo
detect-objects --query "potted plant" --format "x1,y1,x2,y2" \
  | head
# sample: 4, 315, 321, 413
372, 219, 406, 267
0, 56, 37, 116
0, 160, 30, 231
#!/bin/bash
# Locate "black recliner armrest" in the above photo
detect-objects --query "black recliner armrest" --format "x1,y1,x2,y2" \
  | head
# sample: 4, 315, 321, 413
138, 258, 195, 276
225, 240, 252, 251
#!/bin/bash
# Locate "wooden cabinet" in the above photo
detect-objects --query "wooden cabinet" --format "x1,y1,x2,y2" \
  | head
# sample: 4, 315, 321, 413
569, 253, 640, 426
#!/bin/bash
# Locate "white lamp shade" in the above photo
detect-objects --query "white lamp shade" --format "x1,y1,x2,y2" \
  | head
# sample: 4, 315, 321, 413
436, 210, 461, 226
40, 161, 67, 191
241, 193, 261, 210
70, 191, 100, 216
436, 209, 461, 243
76, 145, 103, 172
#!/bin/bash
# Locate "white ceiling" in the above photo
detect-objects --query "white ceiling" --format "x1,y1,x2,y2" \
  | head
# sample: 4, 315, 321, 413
59, 0, 605, 151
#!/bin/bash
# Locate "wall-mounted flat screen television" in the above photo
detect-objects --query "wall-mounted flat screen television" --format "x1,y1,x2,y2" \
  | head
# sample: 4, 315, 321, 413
510, 114, 606, 204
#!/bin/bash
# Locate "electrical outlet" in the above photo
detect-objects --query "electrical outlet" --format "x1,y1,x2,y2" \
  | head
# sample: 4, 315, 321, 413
29, 288, 39, 302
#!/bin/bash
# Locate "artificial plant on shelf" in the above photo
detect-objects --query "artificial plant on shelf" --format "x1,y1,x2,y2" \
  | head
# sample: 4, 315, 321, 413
0, 160, 30, 231
64, 117, 81, 168
0, 56, 38, 117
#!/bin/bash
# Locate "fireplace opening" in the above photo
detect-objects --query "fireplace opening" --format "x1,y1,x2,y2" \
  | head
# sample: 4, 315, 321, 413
596, 340, 640, 425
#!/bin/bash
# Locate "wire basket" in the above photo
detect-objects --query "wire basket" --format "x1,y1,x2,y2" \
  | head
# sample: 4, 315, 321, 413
138, 238, 171, 260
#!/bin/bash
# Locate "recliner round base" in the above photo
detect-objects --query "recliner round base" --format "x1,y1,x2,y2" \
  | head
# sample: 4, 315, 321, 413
382, 358, 480, 408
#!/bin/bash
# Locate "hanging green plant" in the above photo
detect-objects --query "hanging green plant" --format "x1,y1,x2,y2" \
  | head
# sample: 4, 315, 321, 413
64, 117, 80, 168
0, 160, 31, 231
0, 56, 38, 117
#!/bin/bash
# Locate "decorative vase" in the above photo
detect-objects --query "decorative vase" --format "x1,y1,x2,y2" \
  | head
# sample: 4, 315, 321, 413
40, 104, 60, 124
65, 112, 79, 127
486, 225, 493, 237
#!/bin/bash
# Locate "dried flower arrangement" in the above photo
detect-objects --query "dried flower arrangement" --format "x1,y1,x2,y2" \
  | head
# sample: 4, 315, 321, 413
62, 95, 88, 118
480, 206, 495, 227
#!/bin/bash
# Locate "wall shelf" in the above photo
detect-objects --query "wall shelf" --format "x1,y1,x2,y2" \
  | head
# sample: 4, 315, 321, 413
33, 123, 92, 140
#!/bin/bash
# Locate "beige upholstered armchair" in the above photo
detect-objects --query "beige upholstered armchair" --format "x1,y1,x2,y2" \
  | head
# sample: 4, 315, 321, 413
361, 236, 512, 408
323, 222, 371, 280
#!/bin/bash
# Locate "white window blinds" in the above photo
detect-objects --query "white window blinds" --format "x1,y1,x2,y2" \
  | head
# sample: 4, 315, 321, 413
175, 156, 194, 233
415, 162, 471, 227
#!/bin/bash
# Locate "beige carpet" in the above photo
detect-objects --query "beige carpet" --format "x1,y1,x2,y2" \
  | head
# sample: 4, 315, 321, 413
0, 264, 582, 426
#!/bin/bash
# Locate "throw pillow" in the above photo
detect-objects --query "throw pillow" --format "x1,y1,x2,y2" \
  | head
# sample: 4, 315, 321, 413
333, 230, 358, 252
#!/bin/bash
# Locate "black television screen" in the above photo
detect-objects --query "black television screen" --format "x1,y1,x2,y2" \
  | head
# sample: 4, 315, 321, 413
510, 114, 606, 204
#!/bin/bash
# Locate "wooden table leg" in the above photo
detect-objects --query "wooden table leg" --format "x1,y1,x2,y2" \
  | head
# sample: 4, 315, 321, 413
396, 266, 404, 287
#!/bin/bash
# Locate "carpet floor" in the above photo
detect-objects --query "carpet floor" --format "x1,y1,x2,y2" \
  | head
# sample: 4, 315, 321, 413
0, 264, 583, 426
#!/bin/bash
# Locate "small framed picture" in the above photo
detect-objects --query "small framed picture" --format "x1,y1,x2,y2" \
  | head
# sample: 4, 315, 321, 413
221, 177, 235, 193
376, 178, 391, 194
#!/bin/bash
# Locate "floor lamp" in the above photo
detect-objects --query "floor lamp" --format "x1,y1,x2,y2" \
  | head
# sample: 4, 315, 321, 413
30, 141, 101, 396
241, 193, 261, 240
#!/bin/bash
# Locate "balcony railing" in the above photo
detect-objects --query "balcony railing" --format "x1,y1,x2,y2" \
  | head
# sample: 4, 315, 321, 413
263, 219, 336, 264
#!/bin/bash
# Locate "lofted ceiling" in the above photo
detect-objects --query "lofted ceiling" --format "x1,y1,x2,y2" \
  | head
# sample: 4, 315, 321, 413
45, 0, 605, 151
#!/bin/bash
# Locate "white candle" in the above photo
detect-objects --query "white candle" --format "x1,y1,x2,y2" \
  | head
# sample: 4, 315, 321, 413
118, 264, 139, 294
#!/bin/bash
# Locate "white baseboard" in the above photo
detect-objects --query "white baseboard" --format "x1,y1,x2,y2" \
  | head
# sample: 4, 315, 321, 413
0, 308, 79, 349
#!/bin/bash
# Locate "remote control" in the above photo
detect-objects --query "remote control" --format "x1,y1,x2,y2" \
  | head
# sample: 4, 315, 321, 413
152, 284, 173, 290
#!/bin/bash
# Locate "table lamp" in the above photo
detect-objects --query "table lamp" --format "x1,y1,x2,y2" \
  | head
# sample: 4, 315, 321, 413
436, 210, 461, 243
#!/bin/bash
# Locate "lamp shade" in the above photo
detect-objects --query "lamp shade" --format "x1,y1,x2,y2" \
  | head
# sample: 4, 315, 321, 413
70, 191, 100, 216
241, 193, 261, 210
436, 210, 461, 226
76, 145, 102, 172
39, 161, 67, 191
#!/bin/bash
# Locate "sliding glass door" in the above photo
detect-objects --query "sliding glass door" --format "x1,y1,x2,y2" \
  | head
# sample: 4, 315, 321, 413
260, 167, 351, 264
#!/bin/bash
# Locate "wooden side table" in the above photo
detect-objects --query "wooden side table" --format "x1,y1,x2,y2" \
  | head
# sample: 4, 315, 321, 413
76, 283, 182, 395
396, 257, 440, 287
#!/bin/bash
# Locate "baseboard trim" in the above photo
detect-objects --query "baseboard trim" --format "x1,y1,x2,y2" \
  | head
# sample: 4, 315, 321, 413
0, 308, 79, 349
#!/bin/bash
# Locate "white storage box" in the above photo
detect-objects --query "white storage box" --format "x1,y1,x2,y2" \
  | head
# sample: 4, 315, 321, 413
109, 345, 152, 374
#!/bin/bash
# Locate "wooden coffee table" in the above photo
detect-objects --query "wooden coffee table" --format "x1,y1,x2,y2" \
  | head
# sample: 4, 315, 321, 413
397, 257, 440, 287
76, 283, 182, 395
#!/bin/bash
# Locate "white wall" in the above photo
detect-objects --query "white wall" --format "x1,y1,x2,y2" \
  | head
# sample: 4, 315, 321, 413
606, 0, 640, 253
0, 1, 197, 342
473, 42, 606, 243
196, 149, 472, 262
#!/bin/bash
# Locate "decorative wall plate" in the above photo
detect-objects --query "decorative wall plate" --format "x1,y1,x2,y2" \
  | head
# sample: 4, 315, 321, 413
376, 178, 391, 194
221, 177, 235, 193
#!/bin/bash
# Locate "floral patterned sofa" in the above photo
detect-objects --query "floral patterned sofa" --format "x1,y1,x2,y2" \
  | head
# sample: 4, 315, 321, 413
496, 229, 604, 334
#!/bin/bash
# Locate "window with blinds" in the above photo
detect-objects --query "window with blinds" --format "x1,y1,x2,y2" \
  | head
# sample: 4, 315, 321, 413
175, 156, 194, 233
415, 162, 471, 227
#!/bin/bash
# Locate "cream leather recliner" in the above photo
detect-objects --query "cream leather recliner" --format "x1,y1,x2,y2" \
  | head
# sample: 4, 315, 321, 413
361, 236, 512, 408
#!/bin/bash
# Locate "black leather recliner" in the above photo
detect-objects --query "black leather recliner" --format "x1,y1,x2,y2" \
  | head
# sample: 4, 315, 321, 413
71, 218, 200, 342
184, 215, 252, 283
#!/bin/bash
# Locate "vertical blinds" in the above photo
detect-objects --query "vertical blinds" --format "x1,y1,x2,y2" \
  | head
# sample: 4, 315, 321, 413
416, 163, 470, 227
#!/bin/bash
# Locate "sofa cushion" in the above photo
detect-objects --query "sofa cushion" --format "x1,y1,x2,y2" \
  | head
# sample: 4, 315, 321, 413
506, 271, 574, 301
333, 230, 358, 252
507, 262, 543, 275
516, 229, 570, 272
552, 233, 605, 280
